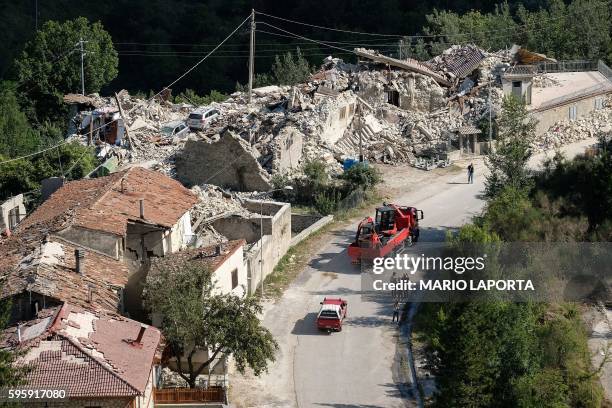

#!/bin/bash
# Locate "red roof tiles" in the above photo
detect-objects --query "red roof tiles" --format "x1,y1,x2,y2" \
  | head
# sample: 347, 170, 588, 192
19, 166, 198, 237
0, 235, 129, 312
149, 239, 245, 278
10, 304, 162, 397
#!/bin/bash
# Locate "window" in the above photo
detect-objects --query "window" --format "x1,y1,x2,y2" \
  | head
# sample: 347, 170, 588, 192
595, 97, 605, 109
231, 268, 238, 289
339, 107, 347, 120
387, 90, 400, 107
569, 105, 577, 120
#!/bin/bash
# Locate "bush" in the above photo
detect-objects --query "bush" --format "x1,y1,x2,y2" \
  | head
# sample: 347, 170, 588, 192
174, 89, 227, 106
314, 190, 339, 215
340, 163, 381, 189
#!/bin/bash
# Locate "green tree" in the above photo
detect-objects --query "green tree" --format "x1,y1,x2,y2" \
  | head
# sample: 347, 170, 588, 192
270, 48, 312, 86
0, 83, 41, 158
423, 2, 518, 54
0, 142, 96, 201
144, 260, 278, 388
15, 17, 118, 124
485, 95, 536, 198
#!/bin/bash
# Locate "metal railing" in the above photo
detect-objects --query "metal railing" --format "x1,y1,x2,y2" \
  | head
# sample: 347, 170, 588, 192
598, 59, 612, 80
536, 60, 597, 73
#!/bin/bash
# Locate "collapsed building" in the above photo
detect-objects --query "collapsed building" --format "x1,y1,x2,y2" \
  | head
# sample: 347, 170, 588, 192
63, 43, 612, 189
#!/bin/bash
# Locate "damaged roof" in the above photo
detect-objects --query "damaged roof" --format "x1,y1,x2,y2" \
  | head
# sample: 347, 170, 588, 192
425, 45, 486, 80
19, 166, 198, 237
0, 234, 129, 312
354, 48, 452, 86
7, 304, 162, 397
149, 239, 245, 279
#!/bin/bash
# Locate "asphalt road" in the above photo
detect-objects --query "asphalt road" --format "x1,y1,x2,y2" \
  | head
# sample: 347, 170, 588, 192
232, 138, 597, 408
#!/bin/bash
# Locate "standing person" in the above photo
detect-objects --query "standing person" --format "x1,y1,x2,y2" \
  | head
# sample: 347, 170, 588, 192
467, 163, 474, 184
392, 300, 400, 323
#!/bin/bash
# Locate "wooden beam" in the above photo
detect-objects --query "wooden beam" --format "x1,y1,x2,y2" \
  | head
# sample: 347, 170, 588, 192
114, 92, 135, 150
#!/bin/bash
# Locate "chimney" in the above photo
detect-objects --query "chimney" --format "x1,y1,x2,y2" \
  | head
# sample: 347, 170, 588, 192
75, 249, 85, 275
139, 198, 145, 219
215, 244, 222, 256
135, 325, 146, 344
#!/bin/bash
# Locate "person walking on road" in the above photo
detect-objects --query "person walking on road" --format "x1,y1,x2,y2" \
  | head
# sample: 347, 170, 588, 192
467, 163, 474, 184
392, 301, 400, 323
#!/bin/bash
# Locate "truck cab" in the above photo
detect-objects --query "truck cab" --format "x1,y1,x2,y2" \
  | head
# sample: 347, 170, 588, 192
316, 298, 348, 332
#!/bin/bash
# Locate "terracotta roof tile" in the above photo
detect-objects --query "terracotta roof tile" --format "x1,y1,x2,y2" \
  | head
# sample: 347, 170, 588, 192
0, 234, 129, 313
149, 239, 245, 280
10, 304, 162, 397
19, 166, 198, 237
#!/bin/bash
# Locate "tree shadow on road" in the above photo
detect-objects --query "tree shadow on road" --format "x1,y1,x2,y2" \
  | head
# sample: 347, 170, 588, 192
343, 314, 390, 328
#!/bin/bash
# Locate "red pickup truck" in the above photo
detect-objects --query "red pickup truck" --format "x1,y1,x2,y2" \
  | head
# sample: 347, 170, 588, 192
316, 298, 348, 332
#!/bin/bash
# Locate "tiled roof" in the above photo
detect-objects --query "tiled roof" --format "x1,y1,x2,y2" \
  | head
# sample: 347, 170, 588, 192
9, 304, 162, 397
0, 233, 129, 312
149, 240, 245, 279
456, 125, 482, 135
19, 166, 198, 237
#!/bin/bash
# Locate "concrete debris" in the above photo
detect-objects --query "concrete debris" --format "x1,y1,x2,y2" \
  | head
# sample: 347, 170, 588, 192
532, 75, 562, 88
533, 101, 612, 152
190, 184, 252, 220
64, 43, 607, 189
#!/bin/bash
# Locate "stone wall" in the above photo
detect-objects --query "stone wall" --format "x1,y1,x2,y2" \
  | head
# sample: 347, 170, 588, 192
232, 200, 291, 294
272, 126, 304, 173
175, 131, 272, 192
56, 226, 122, 259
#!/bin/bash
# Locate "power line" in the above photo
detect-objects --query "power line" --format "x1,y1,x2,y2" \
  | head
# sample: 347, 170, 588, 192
1, 14, 252, 167
254, 11, 404, 38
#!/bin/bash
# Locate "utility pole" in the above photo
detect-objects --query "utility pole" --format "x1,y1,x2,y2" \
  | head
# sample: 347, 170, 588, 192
34, 0, 38, 30
78, 38, 86, 95
248, 9, 255, 105
488, 75, 493, 151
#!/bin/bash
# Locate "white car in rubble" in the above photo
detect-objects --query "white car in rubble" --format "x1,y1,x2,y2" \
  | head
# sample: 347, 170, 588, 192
161, 121, 190, 140
187, 108, 220, 131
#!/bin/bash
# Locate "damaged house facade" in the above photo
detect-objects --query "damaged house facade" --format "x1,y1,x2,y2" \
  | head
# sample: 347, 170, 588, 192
0, 166, 198, 322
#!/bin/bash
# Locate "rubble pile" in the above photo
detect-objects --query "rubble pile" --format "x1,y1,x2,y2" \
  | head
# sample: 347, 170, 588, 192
533, 103, 612, 152
532, 75, 562, 88
65, 41, 609, 183
190, 184, 252, 220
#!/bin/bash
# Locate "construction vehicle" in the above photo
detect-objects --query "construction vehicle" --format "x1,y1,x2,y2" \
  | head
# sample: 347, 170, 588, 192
348, 203, 423, 263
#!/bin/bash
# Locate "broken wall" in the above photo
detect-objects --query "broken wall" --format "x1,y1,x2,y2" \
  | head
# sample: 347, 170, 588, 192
0, 194, 26, 234
56, 227, 122, 259
271, 126, 304, 173
175, 131, 272, 192
316, 94, 357, 145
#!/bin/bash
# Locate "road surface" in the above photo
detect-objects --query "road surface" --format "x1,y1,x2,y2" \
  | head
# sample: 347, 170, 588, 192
230, 138, 597, 408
